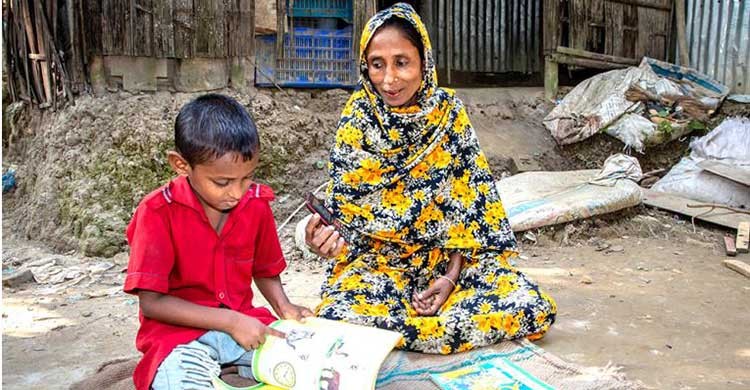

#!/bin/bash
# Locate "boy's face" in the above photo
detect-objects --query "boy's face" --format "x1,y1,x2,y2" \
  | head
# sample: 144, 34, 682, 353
169, 151, 259, 214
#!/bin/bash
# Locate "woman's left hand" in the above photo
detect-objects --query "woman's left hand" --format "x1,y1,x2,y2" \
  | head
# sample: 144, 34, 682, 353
277, 303, 315, 322
412, 277, 455, 316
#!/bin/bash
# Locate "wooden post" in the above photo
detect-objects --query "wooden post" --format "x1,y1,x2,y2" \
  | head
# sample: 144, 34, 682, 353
543, 0, 560, 101
5, 4, 18, 101
32, 0, 53, 107
544, 57, 558, 101
16, 0, 33, 101
737, 222, 750, 254
674, 0, 689, 66
20, 0, 45, 103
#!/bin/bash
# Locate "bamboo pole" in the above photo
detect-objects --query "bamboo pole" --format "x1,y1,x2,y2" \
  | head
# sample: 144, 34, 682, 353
675, 0, 690, 66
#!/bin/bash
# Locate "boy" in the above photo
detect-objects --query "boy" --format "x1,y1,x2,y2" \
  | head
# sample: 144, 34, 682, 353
124, 94, 312, 390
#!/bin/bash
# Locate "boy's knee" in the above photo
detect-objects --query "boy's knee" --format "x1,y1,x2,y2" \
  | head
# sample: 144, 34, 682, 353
153, 343, 220, 390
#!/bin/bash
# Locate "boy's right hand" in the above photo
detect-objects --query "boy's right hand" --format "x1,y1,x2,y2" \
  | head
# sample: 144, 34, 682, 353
228, 312, 286, 350
305, 214, 346, 258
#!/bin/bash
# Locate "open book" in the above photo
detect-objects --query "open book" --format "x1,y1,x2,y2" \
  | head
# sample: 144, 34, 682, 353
429, 357, 554, 390
212, 317, 403, 390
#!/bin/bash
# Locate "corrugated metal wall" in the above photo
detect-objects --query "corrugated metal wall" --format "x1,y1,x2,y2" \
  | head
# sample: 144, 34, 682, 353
425, 0, 543, 75
685, 0, 750, 94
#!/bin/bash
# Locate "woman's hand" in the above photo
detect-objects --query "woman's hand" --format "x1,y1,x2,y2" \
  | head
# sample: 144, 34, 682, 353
277, 302, 314, 322
305, 214, 346, 258
412, 277, 455, 316
227, 312, 286, 350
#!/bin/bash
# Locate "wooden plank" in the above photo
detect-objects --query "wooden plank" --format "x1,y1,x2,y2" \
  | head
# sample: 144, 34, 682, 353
37, 0, 74, 106
133, 0, 154, 57
569, 0, 589, 51
724, 235, 737, 256
224, 0, 238, 57
194, 0, 225, 57
32, 0, 52, 104
5, 2, 18, 101
84, 0, 102, 56
224, 0, 253, 58
102, 0, 128, 55
723, 259, 750, 279
543, 0, 560, 53
65, 0, 85, 92
607, 0, 670, 11
588, 0, 605, 52
173, 0, 194, 58
738, 222, 750, 253
20, 0, 45, 102
239, 0, 254, 57
15, 0, 33, 100
556, 46, 639, 65
550, 53, 631, 69
636, 6, 668, 60
604, 1, 625, 57
622, 2, 638, 59
642, 188, 749, 230
153, 0, 175, 57
697, 160, 750, 187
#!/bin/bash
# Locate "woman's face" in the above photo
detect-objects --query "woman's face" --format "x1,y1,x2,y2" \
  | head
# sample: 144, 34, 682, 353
366, 26, 423, 107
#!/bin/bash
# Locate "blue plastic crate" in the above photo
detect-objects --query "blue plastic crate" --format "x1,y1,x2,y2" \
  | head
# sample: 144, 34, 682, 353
287, 0, 352, 22
255, 27, 358, 88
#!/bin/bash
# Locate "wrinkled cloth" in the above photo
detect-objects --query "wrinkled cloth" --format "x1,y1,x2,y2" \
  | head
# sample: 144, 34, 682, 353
316, 2, 556, 355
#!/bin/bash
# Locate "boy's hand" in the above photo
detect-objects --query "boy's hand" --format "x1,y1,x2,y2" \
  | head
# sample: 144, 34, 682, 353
228, 312, 286, 350
277, 303, 314, 322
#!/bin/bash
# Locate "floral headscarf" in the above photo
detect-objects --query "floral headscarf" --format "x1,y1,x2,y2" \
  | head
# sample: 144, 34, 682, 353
327, 3, 516, 256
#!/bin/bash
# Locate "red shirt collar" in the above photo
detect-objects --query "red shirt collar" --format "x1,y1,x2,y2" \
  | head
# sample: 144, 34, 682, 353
162, 176, 275, 216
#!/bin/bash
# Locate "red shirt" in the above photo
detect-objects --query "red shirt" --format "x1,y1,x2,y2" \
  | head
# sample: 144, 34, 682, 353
123, 176, 286, 390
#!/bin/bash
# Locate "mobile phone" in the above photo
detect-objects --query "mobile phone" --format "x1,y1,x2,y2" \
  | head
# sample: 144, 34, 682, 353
305, 192, 336, 226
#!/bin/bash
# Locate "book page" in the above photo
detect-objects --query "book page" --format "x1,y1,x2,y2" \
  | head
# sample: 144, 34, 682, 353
251, 318, 403, 389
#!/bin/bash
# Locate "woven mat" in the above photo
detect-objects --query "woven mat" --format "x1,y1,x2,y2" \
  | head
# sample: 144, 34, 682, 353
71, 340, 641, 389
377, 339, 642, 390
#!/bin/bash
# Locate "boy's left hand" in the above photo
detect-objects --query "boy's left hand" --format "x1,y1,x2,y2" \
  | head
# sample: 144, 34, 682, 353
278, 303, 314, 321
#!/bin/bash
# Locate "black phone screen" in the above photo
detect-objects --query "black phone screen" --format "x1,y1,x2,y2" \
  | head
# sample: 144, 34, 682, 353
305, 193, 335, 225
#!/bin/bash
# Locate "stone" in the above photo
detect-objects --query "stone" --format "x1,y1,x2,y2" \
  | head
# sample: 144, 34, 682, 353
174, 58, 229, 92
2, 269, 35, 287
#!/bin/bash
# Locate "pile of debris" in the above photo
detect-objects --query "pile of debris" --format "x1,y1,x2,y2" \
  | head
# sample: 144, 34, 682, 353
544, 58, 729, 153
541, 58, 749, 277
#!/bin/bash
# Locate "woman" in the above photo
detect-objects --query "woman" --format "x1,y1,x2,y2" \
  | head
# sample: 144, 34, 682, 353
305, 3, 556, 354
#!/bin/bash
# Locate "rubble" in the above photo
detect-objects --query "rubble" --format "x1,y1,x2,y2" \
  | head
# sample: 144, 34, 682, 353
544, 58, 729, 152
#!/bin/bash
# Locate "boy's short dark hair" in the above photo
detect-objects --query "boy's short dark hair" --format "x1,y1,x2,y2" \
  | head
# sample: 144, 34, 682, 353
174, 94, 259, 166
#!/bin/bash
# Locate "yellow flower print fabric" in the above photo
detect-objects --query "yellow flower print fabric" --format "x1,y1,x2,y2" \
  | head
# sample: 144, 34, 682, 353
316, 3, 556, 354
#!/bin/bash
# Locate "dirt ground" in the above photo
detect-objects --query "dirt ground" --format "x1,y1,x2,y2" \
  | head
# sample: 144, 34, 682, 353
3, 87, 749, 389
4, 209, 750, 390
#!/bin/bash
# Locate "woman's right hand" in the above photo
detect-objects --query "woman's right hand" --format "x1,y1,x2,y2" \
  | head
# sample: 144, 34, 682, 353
228, 312, 286, 350
305, 214, 346, 258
